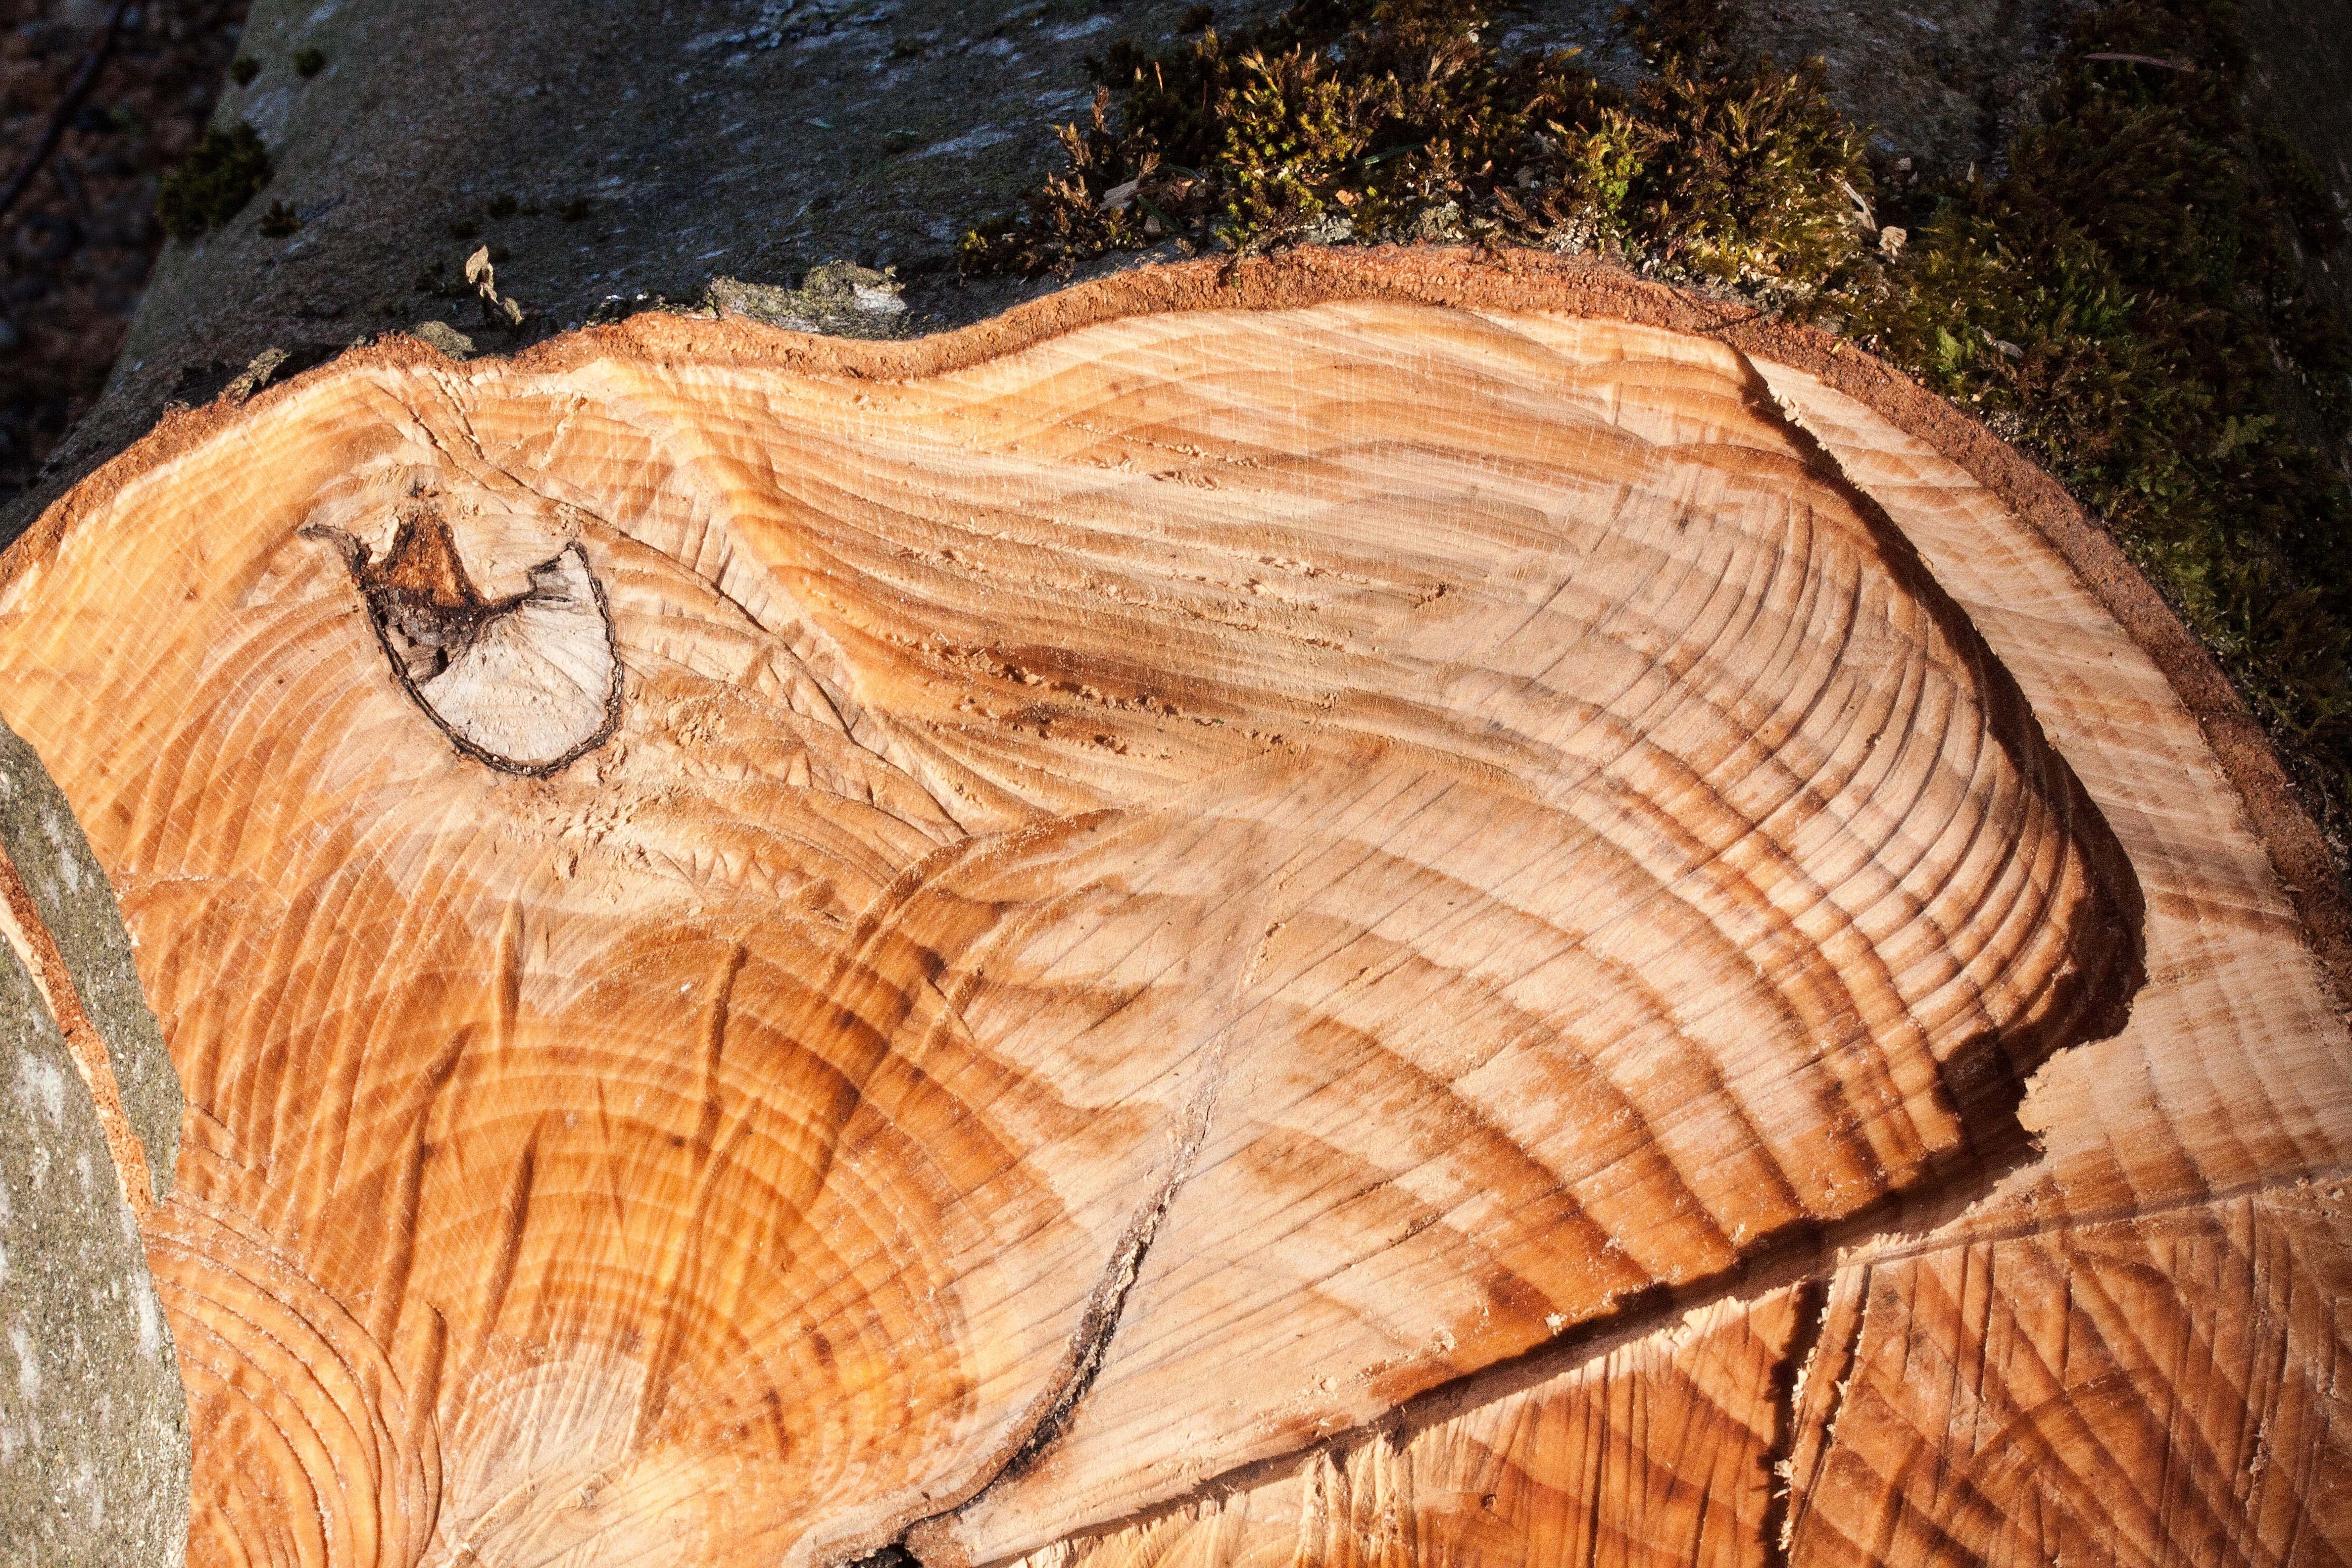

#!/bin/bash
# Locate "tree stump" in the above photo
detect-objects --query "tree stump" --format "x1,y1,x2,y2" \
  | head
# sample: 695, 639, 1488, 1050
1, 249, 2345, 1568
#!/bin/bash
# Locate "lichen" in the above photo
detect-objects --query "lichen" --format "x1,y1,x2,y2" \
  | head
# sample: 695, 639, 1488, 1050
704, 262, 910, 337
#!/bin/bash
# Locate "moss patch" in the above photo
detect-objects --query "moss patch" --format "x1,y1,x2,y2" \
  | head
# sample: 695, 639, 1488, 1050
965, 0, 2352, 868
156, 122, 272, 241
958, 0, 1867, 283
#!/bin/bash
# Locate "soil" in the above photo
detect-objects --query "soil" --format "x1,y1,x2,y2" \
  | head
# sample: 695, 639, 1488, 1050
1, 0, 247, 504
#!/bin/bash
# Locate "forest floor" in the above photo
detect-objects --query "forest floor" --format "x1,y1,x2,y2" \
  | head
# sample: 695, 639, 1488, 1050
1, 0, 245, 503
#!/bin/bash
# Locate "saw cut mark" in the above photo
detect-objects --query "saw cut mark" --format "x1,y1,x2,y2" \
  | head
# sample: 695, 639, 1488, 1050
306, 506, 622, 775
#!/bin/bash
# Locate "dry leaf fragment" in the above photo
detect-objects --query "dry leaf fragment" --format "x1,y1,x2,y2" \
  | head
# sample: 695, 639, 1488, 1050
465, 244, 525, 328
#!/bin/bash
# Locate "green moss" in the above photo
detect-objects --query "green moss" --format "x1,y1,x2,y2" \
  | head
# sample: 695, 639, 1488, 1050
959, 0, 1862, 280
255, 199, 301, 238
229, 56, 260, 86
293, 48, 327, 78
966, 0, 2352, 865
156, 123, 272, 241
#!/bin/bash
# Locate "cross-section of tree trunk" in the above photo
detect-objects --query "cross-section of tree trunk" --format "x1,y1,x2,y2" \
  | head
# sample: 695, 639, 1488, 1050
0, 248, 2343, 1568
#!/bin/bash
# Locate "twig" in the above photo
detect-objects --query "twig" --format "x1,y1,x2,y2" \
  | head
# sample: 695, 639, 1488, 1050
1835, 176, 1876, 236
2081, 51, 2197, 72
0, 0, 137, 228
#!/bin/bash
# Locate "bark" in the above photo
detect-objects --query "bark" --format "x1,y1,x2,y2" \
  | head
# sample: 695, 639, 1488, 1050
0, 712, 188, 1568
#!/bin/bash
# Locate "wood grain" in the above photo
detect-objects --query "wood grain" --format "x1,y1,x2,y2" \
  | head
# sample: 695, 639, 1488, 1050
1754, 355, 2352, 1568
0, 250, 2336, 1568
1006, 1288, 1812, 1568
1784, 1189, 2352, 1568
1755, 359, 2352, 1227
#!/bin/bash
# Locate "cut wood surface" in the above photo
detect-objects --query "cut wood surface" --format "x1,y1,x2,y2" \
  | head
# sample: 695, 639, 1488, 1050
0, 249, 2344, 1568
1012, 1287, 1818, 1568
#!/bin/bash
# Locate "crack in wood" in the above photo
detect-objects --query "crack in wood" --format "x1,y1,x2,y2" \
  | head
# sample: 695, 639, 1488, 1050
861, 1078, 1224, 1568
1762, 1278, 1832, 1568
1778, 1265, 1872, 1560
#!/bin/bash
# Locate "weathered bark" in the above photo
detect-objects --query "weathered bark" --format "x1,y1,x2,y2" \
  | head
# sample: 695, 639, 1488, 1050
2, 247, 2346, 1567
0, 714, 188, 1568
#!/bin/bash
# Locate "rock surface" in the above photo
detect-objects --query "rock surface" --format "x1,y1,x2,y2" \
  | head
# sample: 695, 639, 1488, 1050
1731, 0, 2088, 175
2239, 0, 2352, 321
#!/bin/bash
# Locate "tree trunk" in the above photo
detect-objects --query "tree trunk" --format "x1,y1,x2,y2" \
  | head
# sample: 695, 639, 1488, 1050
2, 245, 2347, 1568
0, 713, 188, 1568
7, 0, 2352, 1564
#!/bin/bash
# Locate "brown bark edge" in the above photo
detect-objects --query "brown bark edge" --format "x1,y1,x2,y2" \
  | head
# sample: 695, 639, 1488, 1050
10, 242, 2344, 1021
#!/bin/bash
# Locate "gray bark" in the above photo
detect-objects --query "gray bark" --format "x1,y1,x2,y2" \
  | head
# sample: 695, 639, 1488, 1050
0, 723, 182, 1202
0, 717, 186, 1568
